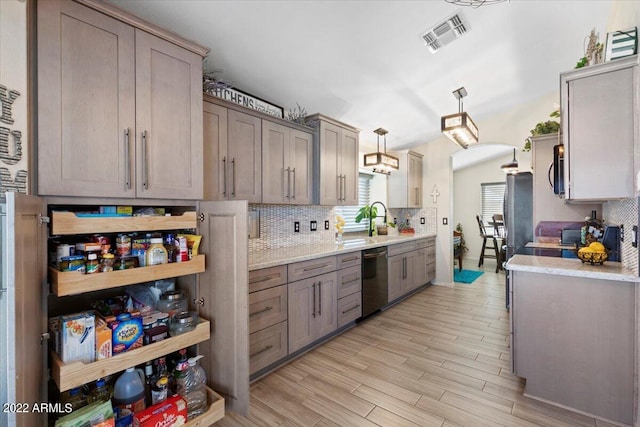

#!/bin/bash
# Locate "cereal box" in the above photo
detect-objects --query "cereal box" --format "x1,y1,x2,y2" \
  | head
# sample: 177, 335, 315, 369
60, 312, 95, 364
107, 312, 143, 355
95, 316, 112, 360
133, 395, 188, 427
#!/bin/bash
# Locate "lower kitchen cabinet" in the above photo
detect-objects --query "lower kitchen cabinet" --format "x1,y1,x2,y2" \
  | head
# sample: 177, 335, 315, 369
249, 321, 288, 374
388, 238, 435, 303
337, 291, 362, 328
249, 285, 287, 334
288, 272, 337, 353
388, 252, 416, 302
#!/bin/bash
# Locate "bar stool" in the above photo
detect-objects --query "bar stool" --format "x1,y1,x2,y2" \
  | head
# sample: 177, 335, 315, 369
492, 214, 506, 271
476, 215, 499, 271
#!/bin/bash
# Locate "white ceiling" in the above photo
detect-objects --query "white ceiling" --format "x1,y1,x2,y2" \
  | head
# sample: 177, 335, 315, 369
110, 0, 612, 153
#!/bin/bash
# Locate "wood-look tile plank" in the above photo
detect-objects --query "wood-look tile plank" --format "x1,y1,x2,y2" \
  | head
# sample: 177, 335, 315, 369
293, 359, 362, 393
475, 353, 511, 370
365, 406, 422, 427
404, 357, 486, 390
360, 361, 445, 401
251, 383, 323, 426
297, 374, 376, 417
352, 385, 444, 427
342, 367, 423, 405
301, 394, 378, 427
439, 391, 541, 427
313, 418, 341, 427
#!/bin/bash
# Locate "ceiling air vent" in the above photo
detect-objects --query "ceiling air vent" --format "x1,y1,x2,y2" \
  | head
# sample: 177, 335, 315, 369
421, 11, 470, 53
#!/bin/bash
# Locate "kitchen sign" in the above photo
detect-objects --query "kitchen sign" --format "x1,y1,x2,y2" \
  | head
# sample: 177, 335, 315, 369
210, 87, 284, 118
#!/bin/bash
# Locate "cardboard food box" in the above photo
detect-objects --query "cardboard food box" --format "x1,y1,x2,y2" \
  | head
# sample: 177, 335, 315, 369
106, 312, 143, 355
60, 312, 95, 364
95, 316, 112, 360
133, 395, 188, 427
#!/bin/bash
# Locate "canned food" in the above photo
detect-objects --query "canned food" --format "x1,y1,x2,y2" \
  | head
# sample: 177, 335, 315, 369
56, 244, 75, 266
100, 253, 115, 272
60, 255, 85, 272
114, 255, 139, 270
116, 234, 132, 256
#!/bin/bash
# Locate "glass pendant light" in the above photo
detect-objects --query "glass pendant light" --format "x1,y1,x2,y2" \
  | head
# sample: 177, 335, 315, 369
363, 128, 399, 175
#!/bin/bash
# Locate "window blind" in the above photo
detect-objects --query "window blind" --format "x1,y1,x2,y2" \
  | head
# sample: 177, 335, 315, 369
340, 173, 372, 232
481, 182, 506, 224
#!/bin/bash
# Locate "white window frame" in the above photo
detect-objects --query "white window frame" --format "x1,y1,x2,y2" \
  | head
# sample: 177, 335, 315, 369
340, 172, 372, 233
481, 181, 506, 224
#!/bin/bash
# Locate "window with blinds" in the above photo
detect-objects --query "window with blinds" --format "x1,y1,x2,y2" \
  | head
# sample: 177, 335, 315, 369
481, 182, 506, 224
340, 173, 372, 232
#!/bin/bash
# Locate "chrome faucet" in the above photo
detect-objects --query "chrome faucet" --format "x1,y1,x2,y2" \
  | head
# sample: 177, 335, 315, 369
369, 201, 388, 237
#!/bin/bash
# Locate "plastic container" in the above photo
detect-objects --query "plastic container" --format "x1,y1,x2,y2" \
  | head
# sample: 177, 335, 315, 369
157, 290, 188, 317
116, 234, 132, 256
169, 311, 198, 336
188, 355, 207, 385
174, 350, 207, 418
100, 253, 115, 272
86, 378, 113, 404
146, 238, 168, 266
60, 387, 87, 412
113, 367, 146, 413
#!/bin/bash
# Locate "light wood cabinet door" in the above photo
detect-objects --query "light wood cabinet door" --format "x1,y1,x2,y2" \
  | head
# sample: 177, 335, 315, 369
402, 252, 417, 294
197, 201, 248, 415
37, 0, 136, 197
7, 194, 47, 427
408, 153, 423, 207
288, 276, 317, 353
561, 57, 637, 200
262, 120, 288, 203
135, 29, 203, 200
248, 285, 287, 334
388, 255, 404, 302
203, 101, 228, 201
228, 110, 262, 202
289, 129, 313, 205
288, 271, 337, 354
340, 128, 359, 206
414, 249, 428, 289
317, 121, 341, 205
314, 272, 337, 339
337, 292, 362, 329
249, 321, 288, 375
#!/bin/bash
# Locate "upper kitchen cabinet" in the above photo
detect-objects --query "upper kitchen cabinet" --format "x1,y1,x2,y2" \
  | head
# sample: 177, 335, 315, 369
560, 55, 638, 201
37, 0, 207, 200
306, 114, 359, 206
203, 95, 262, 203
388, 150, 423, 208
262, 120, 313, 205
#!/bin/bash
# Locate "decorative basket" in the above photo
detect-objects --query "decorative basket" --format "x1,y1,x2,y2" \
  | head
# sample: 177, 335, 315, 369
577, 250, 608, 265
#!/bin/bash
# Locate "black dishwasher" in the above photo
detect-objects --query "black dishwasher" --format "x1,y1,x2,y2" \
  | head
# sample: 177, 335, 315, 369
361, 246, 388, 318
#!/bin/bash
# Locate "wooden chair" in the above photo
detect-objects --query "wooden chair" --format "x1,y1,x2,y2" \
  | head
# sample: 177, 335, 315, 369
453, 231, 463, 272
492, 214, 506, 271
476, 215, 500, 272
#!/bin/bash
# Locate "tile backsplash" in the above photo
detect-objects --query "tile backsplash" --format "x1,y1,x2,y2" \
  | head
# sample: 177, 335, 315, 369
248, 204, 438, 254
603, 197, 638, 275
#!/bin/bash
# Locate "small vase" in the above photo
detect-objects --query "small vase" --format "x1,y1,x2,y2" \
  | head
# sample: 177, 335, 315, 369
336, 233, 343, 244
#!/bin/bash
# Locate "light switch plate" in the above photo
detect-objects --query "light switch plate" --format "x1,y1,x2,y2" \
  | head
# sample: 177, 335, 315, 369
294, 221, 300, 233
324, 220, 330, 230
310, 221, 317, 231
443, 218, 448, 225
420, 217, 425, 224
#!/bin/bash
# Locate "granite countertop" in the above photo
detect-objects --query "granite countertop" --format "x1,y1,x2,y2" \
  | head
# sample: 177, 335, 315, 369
506, 253, 640, 283
249, 233, 437, 271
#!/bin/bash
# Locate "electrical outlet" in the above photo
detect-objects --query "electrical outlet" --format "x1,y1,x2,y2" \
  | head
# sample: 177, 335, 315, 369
443, 218, 448, 225
310, 221, 317, 231
420, 217, 425, 225
294, 221, 300, 233
633, 225, 637, 248
324, 220, 330, 230
393, 217, 397, 225
620, 224, 625, 242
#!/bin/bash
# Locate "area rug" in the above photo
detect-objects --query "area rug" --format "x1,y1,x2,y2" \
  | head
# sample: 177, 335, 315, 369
454, 269, 484, 284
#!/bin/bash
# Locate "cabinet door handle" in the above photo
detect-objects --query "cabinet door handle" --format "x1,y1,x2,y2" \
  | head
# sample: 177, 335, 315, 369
341, 255, 359, 263
286, 167, 291, 199
342, 175, 346, 202
342, 304, 360, 315
336, 175, 341, 202
415, 188, 419, 206
250, 306, 273, 317
291, 167, 296, 199
124, 128, 131, 190
250, 345, 273, 358
318, 282, 322, 316
403, 257, 407, 279
342, 277, 360, 286
222, 156, 227, 196
231, 157, 236, 197
249, 273, 279, 284
312, 283, 316, 318
141, 130, 148, 189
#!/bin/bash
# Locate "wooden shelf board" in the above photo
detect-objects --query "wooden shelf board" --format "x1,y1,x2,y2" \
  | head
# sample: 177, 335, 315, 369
184, 386, 225, 426
52, 319, 210, 392
51, 211, 198, 235
50, 255, 205, 296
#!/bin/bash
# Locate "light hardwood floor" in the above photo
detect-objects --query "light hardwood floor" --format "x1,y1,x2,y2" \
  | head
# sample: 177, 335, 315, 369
217, 269, 616, 427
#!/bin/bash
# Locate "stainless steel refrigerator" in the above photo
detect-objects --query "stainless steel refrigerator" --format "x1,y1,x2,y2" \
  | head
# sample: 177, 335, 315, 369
504, 171, 533, 308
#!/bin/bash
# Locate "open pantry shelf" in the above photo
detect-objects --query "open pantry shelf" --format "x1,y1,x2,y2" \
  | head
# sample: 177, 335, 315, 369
184, 386, 225, 426
50, 255, 205, 296
51, 319, 210, 392
51, 210, 198, 235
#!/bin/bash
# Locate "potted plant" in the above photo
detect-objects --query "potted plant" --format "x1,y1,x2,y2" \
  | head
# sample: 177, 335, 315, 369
355, 205, 395, 236
397, 214, 414, 235
523, 109, 560, 152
